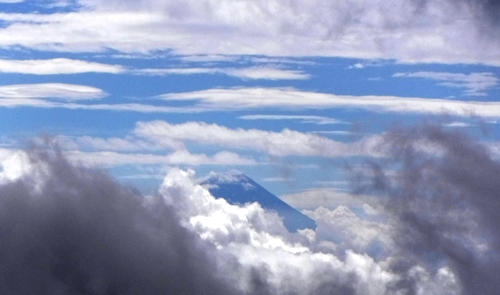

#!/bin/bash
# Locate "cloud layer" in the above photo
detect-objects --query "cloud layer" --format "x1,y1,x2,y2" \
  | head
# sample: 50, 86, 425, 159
0, 0, 498, 65
133, 120, 378, 157
159, 87, 500, 117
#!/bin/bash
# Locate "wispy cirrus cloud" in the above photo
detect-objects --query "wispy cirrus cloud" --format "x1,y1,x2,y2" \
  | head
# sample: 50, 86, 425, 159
3, 84, 500, 118
133, 66, 311, 80
223, 67, 310, 80
0, 99, 199, 113
0, 83, 106, 100
0, 83, 198, 112
0, 57, 309, 81
67, 150, 256, 167
239, 115, 345, 125
177, 55, 314, 65
159, 87, 500, 118
0, 58, 125, 75
393, 71, 499, 96
55, 135, 165, 152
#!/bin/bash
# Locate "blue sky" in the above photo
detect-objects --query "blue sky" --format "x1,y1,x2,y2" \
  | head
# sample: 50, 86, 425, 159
0, 0, 499, 205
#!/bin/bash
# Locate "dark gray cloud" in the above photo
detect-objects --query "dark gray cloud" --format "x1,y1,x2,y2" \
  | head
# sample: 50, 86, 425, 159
416, 0, 500, 32
464, 0, 500, 26
354, 123, 500, 295
0, 144, 367, 295
0, 147, 241, 295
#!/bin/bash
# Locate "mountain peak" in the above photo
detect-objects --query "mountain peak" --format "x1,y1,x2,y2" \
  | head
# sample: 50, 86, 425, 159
200, 170, 257, 192
200, 171, 317, 232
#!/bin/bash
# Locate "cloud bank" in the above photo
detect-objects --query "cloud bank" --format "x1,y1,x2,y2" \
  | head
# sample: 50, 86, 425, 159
0, 144, 394, 295
4, 124, 500, 294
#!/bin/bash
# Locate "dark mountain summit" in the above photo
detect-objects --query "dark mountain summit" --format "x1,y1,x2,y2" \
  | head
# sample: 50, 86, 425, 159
200, 171, 317, 232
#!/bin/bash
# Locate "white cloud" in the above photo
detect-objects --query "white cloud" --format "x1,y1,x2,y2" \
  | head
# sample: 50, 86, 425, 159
29, 134, 257, 168
134, 66, 310, 80
134, 120, 378, 157
0, 148, 30, 183
442, 121, 473, 128
38, 0, 76, 8
262, 177, 294, 182
133, 68, 217, 76
239, 115, 345, 125
58, 102, 200, 113
224, 67, 310, 80
157, 168, 460, 294
247, 57, 317, 65
0, 58, 125, 75
0, 83, 106, 100
304, 206, 392, 253
0, 0, 498, 65
313, 180, 351, 187
57, 135, 164, 152
351, 63, 365, 69
177, 54, 241, 63
0, 149, 464, 294
280, 188, 379, 210
394, 71, 499, 96
348, 60, 387, 69
0, 97, 55, 108
0, 99, 199, 113
177, 55, 314, 65
5, 83, 499, 120
311, 131, 356, 136
67, 150, 256, 167
159, 169, 396, 294
0, 86, 201, 112
159, 87, 500, 118
4, 57, 306, 82
0, 0, 23, 3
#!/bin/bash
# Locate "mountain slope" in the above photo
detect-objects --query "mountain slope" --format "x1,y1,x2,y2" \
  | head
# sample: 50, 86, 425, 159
200, 171, 317, 232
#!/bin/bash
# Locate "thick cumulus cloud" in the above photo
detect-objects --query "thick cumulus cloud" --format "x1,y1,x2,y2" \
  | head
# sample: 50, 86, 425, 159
303, 206, 393, 257
353, 124, 500, 295
0, 142, 465, 295
0, 148, 239, 295
160, 168, 398, 295
2, 128, 496, 295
